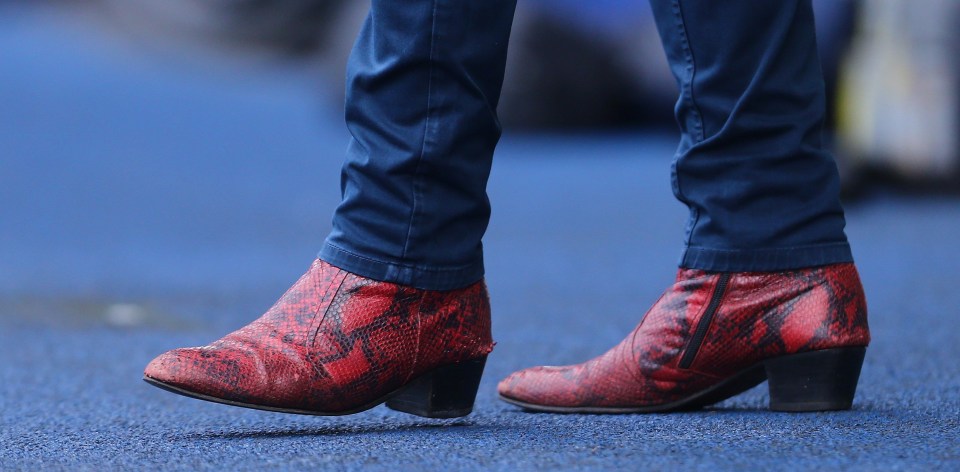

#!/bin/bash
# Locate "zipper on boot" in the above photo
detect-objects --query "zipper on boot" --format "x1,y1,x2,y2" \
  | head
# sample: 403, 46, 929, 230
679, 273, 731, 369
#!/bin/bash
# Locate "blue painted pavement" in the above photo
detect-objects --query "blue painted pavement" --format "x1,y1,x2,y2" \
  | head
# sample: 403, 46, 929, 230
1, 6, 958, 471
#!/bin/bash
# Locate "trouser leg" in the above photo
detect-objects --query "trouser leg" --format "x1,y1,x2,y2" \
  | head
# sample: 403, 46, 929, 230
320, 0, 518, 290
649, 0, 853, 271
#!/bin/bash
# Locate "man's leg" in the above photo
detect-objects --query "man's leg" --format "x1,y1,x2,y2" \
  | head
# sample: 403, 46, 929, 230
498, 0, 870, 413
320, 0, 518, 290
144, 1, 517, 418
650, 0, 852, 270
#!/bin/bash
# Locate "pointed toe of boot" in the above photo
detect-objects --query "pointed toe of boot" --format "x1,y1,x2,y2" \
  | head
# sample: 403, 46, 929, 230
498, 365, 588, 411
144, 347, 234, 400
143, 348, 190, 386
498, 367, 544, 400
496, 369, 530, 401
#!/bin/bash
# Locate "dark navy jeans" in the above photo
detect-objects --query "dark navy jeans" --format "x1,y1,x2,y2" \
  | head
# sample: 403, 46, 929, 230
320, 0, 853, 290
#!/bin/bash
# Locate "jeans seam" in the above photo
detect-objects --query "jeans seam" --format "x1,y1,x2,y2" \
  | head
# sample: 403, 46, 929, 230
684, 242, 850, 252
673, 0, 705, 143
401, 0, 441, 262
324, 242, 480, 274
672, 0, 704, 250
679, 243, 854, 272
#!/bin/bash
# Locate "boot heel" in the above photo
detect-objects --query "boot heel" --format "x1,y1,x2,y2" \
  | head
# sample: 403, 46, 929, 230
765, 347, 866, 412
386, 357, 487, 419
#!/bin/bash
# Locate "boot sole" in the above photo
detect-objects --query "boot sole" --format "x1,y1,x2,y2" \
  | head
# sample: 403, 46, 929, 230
499, 347, 866, 414
144, 356, 487, 419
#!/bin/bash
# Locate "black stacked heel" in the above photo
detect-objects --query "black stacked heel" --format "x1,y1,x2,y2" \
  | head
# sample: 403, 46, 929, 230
765, 347, 866, 412
386, 357, 487, 419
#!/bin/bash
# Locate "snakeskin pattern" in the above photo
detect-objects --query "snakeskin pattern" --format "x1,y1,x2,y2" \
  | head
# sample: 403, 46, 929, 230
144, 259, 493, 413
498, 263, 869, 409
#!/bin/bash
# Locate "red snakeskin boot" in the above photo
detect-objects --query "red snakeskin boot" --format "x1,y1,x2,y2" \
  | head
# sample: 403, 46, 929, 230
144, 259, 493, 418
498, 263, 870, 413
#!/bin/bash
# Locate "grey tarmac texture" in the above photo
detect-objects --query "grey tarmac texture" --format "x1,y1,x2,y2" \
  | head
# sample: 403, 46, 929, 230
1, 6, 958, 471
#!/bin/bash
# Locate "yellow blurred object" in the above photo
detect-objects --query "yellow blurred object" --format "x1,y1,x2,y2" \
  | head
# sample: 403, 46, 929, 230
837, 0, 959, 179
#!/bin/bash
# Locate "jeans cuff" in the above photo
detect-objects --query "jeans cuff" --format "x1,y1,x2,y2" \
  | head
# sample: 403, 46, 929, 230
318, 243, 485, 291
680, 242, 854, 272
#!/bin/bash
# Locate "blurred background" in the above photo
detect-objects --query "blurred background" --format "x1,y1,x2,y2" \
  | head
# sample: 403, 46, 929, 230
2, 2, 960, 468
1, 0, 958, 327
2, 0, 960, 327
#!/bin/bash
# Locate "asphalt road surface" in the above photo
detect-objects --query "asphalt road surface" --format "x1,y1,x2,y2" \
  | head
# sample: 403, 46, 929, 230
2, 6, 958, 471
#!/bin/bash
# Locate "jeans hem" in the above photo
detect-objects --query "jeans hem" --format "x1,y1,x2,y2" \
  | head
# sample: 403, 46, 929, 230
680, 242, 854, 272
318, 243, 484, 291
